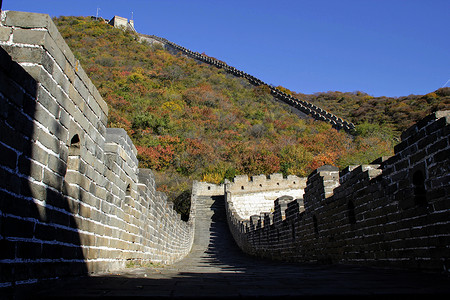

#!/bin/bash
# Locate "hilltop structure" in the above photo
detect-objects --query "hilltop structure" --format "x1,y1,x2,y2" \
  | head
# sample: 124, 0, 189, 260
109, 15, 135, 32
107, 15, 355, 132
0, 10, 448, 291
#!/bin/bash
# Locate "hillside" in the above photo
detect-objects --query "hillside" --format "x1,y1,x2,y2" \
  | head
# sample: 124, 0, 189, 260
291, 88, 450, 135
52, 16, 446, 209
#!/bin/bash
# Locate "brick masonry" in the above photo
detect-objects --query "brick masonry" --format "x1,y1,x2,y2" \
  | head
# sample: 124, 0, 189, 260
225, 111, 450, 272
0, 11, 194, 288
225, 174, 306, 219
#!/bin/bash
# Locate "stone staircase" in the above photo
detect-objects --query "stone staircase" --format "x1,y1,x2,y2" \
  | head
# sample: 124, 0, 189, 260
173, 195, 246, 272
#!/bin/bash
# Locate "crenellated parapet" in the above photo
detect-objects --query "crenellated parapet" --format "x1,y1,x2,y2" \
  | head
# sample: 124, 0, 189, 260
227, 173, 305, 194
225, 110, 450, 271
225, 173, 306, 220
0, 11, 195, 288
142, 34, 355, 133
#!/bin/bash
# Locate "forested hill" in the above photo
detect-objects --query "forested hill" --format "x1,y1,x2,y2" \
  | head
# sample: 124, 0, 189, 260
292, 88, 449, 134
53, 16, 448, 203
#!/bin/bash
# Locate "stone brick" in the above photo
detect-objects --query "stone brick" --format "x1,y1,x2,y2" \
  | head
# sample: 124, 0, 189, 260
18, 154, 43, 181
4, 11, 51, 28
21, 64, 63, 103
2, 216, 35, 238
52, 63, 70, 93
73, 75, 90, 102
36, 86, 60, 120
16, 241, 42, 259
34, 125, 60, 154
47, 154, 67, 176
40, 32, 68, 72
59, 108, 71, 130
0, 142, 17, 169
433, 148, 450, 163
0, 239, 16, 260
0, 26, 12, 42
2, 45, 53, 75
409, 149, 426, 165
43, 168, 63, 190
0, 66, 25, 108
12, 27, 46, 44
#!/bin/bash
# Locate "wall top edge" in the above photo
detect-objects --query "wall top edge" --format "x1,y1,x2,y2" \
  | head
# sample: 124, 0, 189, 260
2, 10, 52, 29
229, 173, 305, 184
1, 10, 109, 116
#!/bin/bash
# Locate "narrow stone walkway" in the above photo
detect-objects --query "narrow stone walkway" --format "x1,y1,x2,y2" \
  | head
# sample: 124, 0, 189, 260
16, 195, 450, 299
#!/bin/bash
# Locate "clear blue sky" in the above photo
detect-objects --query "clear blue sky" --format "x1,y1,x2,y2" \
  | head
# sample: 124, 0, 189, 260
3, 0, 449, 97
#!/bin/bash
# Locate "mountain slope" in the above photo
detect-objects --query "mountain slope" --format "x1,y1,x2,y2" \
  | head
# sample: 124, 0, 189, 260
293, 88, 450, 134
53, 16, 423, 203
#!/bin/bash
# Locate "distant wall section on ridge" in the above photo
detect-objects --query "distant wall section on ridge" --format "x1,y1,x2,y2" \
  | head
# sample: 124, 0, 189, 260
140, 34, 355, 133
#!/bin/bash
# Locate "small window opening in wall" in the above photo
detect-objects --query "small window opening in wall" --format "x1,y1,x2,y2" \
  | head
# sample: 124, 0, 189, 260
313, 215, 319, 234
293, 181, 296, 185
69, 134, 81, 156
348, 200, 356, 224
241, 186, 244, 190
259, 184, 262, 187
126, 184, 131, 197
277, 182, 280, 186
71, 134, 80, 146
413, 170, 427, 206
208, 186, 211, 190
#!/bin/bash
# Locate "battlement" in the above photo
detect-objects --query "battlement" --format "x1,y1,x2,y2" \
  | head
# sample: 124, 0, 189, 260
193, 181, 225, 197
227, 173, 305, 194
224, 173, 306, 221
0, 11, 194, 288
226, 110, 450, 271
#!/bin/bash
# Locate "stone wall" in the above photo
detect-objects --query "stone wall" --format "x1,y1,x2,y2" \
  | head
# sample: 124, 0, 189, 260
225, 174, 306, 219
0, 11, 194, 288
225, 111, 450, 272
144, 34, 355, 133
193, 181, 225, 197
108, 15, 135, 32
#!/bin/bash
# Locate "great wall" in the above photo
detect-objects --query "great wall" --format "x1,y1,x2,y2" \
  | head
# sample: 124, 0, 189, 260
0, 10, 449, 296
223, 110, 449, 270
140, 34, 356, 133
0, 11, 195, 287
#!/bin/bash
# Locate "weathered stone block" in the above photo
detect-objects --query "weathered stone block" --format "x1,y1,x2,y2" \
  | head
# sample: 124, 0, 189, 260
68, 84, 86, 112
12, 27, 46, 44
74, 75, 90, 102
0, 26, 12, 42
4, 11, 51, 28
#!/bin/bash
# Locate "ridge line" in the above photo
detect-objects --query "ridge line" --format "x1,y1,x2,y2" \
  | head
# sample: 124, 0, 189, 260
140, 33, 356, 133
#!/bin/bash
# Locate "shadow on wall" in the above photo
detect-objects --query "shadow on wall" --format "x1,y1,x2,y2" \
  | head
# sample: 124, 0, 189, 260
0, 46, 87, 290
22, 194, 450, 298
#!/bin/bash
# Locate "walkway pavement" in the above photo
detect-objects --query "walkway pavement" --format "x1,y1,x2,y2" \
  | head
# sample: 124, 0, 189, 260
10, 196, 450, 299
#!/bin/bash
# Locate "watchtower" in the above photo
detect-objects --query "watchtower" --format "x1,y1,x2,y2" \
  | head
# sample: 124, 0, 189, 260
109, 15, 135, 31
